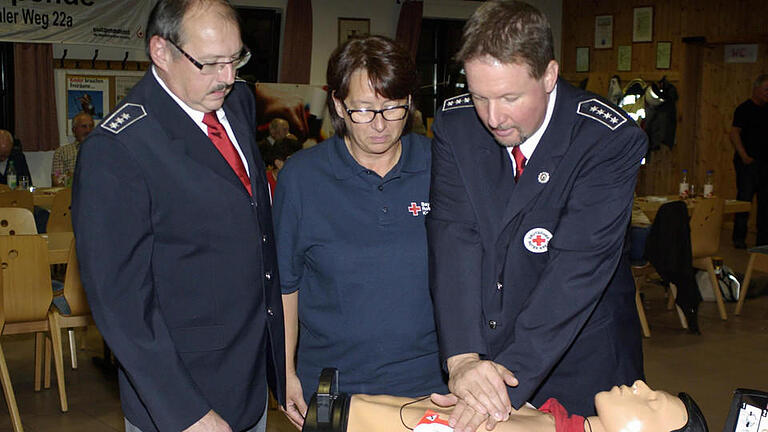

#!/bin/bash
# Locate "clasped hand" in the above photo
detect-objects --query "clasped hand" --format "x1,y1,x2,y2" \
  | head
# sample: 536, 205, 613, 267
432, 354, 518, 432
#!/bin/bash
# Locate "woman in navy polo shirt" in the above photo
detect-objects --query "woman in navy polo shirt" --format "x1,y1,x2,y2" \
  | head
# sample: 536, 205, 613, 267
273, 35, 447, 429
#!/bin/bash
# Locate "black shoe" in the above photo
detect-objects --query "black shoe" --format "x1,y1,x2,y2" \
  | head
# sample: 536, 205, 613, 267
734, 240, 747, 249
683, 308, 701, 335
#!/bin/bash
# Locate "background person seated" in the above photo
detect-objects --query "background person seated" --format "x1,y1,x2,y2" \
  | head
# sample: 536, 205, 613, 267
52, 112, 94, 187
0, 129, 33, 186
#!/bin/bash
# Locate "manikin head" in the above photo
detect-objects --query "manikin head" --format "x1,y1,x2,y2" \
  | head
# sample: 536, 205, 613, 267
594, 381, 708, 432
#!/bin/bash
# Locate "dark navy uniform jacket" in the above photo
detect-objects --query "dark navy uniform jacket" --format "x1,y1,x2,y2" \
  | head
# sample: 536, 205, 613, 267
72, 72, 285, 431
428, 78, 646, 415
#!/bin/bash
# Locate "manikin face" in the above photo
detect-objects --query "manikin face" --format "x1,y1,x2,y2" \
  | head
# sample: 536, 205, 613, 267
333, 69, 409, 163
595, 380, 687, 432
464, 55, 558, 147
152, 3, 243, 113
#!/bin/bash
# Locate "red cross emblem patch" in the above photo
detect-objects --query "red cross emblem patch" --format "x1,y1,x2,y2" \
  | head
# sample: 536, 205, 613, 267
408, 202, 421, 216
523, 228, 552, 253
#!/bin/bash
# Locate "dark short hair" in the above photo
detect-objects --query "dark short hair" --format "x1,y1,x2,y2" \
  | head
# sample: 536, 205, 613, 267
326, 35, 419, 138
672, 393, 709, 432
456, 0, 554, 79
145, 0, 239, 62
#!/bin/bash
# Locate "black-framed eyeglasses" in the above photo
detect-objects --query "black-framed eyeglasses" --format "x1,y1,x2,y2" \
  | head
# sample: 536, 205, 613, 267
342, 100, 410, 124
168, 39, 251, 75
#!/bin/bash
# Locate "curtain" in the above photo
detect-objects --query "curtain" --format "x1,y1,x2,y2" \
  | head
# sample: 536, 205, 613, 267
396, 0, 423, 61
279, 0, 312, 84
13, 43, 58, 151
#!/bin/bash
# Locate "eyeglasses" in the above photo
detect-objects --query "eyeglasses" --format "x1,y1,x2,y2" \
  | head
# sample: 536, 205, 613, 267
342, 101, 409, 124
168, 39, 251, 75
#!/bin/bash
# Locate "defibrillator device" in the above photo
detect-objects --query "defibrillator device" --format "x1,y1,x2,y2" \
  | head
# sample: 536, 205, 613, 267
723, 388, 768, 432
302, 368, 351, 432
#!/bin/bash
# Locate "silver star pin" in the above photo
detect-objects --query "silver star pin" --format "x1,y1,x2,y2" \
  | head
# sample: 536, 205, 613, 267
121, 113, 131, 120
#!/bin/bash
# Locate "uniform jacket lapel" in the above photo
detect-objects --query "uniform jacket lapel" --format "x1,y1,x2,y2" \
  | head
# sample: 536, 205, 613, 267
141, 74, 252, 196
500, 79, 576, 226
472, 129, 517, 234
221, 97, 264, 196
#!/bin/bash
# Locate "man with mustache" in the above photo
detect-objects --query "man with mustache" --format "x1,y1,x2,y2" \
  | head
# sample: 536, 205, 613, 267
428, 2, 646, 432
72, 1, 284, 431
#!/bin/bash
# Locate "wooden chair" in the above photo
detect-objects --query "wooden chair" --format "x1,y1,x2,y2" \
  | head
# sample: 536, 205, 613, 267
0, 191, 34, 212
0, 208, 37, 236
632, 264, 690, 337
690, 198, 727, 320
735, 245, 768, 315
45, 189, 72, 233
0, 235, 69, 432
47, 239, 93, 371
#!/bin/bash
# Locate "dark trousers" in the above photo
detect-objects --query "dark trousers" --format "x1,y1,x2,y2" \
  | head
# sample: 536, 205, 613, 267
733, 157, 768, 245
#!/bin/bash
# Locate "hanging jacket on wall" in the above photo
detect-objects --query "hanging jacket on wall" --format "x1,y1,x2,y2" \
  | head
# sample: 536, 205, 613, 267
644, 79, 678, 150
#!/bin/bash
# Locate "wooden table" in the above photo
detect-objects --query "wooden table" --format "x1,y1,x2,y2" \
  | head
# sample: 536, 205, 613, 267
32, 187, 66, 211
42, 232, 74, 264
634, 195, 751, 222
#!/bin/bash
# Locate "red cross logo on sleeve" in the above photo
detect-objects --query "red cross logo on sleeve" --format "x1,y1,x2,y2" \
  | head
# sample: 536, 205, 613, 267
408, 202, 421, 216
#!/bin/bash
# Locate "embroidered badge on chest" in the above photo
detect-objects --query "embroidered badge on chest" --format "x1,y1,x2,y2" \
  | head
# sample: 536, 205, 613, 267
524, 228, 552, 253
408, 201, 430, 216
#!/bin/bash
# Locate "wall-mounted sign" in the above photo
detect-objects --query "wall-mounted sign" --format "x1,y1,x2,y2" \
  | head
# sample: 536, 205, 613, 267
0, 1, 153, 49
724, 44, 759, 63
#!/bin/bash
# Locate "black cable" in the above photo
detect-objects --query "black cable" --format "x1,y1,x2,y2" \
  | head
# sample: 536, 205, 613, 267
399, 395, 431, 430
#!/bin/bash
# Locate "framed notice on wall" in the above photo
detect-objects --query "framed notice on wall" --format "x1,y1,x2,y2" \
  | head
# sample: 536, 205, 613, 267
594, 15, 613, 49
656, 41, 672, 69
338, 18, 370, 45
576, 47, 590, 72
617, 45, 632, 71
632, 7, 653, 42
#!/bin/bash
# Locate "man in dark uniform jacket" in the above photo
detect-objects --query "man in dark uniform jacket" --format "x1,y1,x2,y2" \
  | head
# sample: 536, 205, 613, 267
427, 2, 645, 431
72, 1, 284, 431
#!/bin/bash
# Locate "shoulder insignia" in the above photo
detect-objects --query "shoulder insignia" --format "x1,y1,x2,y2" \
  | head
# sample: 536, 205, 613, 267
576, 99, 627, 131
100, 103, 147, 134
442, 93, 473, 112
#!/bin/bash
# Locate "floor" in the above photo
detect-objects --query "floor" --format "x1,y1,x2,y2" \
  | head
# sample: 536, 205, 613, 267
0, 229, 766, 432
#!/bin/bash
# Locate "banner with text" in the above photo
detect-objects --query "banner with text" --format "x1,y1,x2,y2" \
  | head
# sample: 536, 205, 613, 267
0, 0, 154, 49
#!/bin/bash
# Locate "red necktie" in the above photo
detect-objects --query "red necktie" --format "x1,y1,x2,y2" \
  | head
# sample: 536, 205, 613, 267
512, 145, 526, 182
202, 111, 252, 195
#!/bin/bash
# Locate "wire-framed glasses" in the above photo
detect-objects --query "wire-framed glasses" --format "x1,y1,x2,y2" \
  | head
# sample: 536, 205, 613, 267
168, 39, 251, 75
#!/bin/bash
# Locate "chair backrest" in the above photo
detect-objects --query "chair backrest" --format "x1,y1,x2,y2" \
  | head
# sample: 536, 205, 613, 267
0, 190, 34, 211
0, 235, 53, 326
62, 239, 90, 316
46, 188, 73, 233
690, 197, 725, 259
0, 207, 37, 235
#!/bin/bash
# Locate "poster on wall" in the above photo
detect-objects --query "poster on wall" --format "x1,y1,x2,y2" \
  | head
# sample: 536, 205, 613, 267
115, 75, 143, 106
66, 75, 111, 136
0, 0, 153, 49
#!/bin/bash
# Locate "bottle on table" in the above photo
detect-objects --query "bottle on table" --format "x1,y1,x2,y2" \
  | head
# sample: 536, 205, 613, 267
679, 169, 689, 198
6, 160, 17, 190
703, 170, 714, 198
